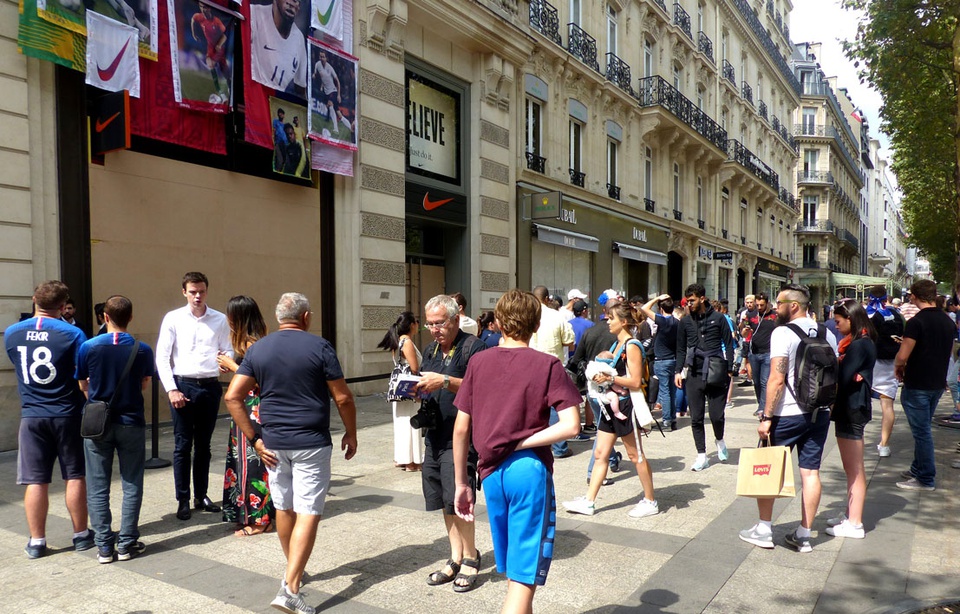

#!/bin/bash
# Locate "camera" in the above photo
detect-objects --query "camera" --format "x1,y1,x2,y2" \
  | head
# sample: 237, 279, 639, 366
410, 397, 441, 430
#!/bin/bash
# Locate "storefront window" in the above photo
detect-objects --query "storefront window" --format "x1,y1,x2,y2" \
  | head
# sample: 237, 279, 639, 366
532, 239, 591, 301
612, 254, 663, 299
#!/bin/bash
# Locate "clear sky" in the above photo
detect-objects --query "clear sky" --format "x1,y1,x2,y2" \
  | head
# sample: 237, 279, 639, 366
789, 0, 893, 161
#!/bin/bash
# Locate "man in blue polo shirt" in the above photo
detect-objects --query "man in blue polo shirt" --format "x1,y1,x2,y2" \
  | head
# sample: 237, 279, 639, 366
76, 295, 155, 564
4, 280, 93, 558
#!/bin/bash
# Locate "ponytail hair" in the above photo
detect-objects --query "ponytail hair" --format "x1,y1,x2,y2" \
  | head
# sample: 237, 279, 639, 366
377, 311, 418, 352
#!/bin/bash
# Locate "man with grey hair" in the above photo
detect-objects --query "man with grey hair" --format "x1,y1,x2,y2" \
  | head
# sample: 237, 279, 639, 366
414, 294, 485, 592
225, 292, 357, 614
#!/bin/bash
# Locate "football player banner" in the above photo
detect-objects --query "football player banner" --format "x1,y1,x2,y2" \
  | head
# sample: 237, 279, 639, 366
86, 11, 140, 97
18, 0, 86, 71
36, 0, 159, 59
310, 0, 342, 41
307, 38, 357, 151
269, 97, 311, 179
168, 0, 237, 113
735, 443, 796, 499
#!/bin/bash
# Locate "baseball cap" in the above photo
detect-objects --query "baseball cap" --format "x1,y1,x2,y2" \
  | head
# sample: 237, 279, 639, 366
572, 299, 588, 316
596, 289, 618, 306
567, 289, 588, 301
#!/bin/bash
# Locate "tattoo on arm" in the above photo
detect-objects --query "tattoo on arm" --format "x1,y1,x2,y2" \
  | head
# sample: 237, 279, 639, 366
775, 359, 788, 374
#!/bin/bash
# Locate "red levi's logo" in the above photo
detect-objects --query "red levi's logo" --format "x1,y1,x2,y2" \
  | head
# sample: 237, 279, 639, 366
753, 464, 772, 476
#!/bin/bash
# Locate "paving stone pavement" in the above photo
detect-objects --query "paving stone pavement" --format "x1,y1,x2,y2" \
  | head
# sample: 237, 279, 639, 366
2, 382, 959, 613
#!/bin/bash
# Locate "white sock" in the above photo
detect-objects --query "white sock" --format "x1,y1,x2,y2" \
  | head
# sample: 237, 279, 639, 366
796, 526, 812, 538
755, 521, 772, 534
696, 453, 707, 464
29, 537, 46, 547
73, 530, 89, 540
716, 439, 727, 452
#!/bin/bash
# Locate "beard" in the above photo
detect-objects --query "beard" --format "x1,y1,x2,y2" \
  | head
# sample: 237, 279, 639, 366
776, 311, 790, 326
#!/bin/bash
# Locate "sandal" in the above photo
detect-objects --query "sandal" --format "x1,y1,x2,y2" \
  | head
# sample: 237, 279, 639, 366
235, 524, 267, 537
426, 559, 461, 586
453, 550, 481, 593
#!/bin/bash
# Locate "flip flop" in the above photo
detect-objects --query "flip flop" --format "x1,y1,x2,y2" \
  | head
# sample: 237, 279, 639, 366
426, 559, 461, 586
453, 550, 481, 593
235, 524, 267, 537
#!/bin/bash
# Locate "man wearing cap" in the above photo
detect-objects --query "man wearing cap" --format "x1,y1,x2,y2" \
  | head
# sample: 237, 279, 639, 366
560, 289, 589, 322
531, 286, 577, 457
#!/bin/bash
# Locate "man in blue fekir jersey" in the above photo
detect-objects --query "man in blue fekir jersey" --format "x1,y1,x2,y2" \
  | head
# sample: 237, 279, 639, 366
4, 280, 94, 558
76, 295, 155, 564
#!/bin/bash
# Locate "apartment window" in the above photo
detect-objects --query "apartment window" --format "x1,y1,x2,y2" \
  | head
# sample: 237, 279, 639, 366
740, 198, 748, 238
802, 107, 816, 134
607, 140, 618, 190
570, 0, 580, 25
697, 86, 704, 109
697, 2, 704, 33
673, 163, 681, 211
607, 5, 618, 55
721, 31, 728, 63
644, 147, 653, 200
643, 39, 654, 78
569, 120, 583, 172
673, 64, 682, 93
525, 98, 542, 156
803, 195, 817, 226
803, 149, 819, 172
721, 188, 729, 231
721, 108, 728, 131
740, 55, 746, 86
696, 176, 703, 221
803, 244, 817, 265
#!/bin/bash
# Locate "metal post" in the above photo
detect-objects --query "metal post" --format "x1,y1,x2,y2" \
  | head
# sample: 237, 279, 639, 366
145, 371, 171, 469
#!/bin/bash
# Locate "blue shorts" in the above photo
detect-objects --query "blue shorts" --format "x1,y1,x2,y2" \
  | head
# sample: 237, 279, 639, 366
483, 450, 555, 586
769, 411, 831, 470
17, 416, 86, 484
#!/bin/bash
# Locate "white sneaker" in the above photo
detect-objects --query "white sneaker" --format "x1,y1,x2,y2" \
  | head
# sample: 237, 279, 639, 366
952, 459, 960, 469
562, 496, 596, 516
627, 499, 659, 518
691, 457, 710, 472
738, 524, 774, 549
825, 520, 865, 539
271, 585, 314, 614
826, 512, 847, 527
877, 444, 891, 457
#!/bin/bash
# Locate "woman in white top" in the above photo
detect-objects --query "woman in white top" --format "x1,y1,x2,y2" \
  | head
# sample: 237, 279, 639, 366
378, 312, 423, 471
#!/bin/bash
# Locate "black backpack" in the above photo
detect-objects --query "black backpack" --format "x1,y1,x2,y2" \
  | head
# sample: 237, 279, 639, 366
784, 323, 838, 412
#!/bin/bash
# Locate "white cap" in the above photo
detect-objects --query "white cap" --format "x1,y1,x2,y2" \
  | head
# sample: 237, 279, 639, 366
567, 289, 588, 301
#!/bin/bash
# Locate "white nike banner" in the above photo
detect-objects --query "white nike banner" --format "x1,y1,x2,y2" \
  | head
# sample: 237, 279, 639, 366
85, 12, 141, 98
311, 0, 343, 41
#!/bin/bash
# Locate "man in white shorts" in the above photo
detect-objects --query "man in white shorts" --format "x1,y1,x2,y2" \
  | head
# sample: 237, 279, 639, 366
866, 286, 905, 457
225, 293, 357, 614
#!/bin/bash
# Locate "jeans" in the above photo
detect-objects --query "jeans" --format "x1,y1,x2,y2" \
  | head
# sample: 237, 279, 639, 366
675, 381, 687, 415
84, 424, 146, 550
654, 360, 677, 422
549, 407, 569, 457
947, 353, 959, 407
901, 387, 943, 487
685, 373, 727, 453
748, 352, 771, 413
586, 398, 620, 479
170, 378, 222, 502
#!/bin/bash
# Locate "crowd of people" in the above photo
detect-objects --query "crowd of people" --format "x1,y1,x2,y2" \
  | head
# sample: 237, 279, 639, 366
6, 274, 960, 614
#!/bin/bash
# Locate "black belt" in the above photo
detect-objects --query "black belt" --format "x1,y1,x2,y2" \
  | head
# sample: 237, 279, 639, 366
174, 376, 219, 385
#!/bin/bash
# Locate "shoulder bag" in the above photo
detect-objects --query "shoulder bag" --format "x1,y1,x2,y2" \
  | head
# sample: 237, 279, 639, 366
386, 338, 414, 403
81, 343, 139, 440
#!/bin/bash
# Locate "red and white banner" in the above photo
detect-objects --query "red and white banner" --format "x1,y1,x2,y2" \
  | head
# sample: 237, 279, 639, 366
86, 11, 141, 97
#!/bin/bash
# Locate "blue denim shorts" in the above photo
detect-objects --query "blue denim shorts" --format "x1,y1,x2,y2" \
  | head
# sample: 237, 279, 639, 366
769, 411, 831, 470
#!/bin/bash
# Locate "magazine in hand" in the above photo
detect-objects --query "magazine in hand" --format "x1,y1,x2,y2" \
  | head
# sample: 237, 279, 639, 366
394, 373, 422, 399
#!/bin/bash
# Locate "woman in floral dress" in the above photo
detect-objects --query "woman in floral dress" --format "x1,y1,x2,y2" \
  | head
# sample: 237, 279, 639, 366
217, 295, 274, 536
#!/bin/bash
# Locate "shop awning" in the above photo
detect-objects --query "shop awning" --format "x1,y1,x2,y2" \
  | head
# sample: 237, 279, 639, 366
613, 242, 667, 265
832, 273, 891, 287
532, 224, 599, 253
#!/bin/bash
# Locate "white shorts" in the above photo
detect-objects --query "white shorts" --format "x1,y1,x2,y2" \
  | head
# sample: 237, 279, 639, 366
266, 446, 332, 516
871, 359, 898, 400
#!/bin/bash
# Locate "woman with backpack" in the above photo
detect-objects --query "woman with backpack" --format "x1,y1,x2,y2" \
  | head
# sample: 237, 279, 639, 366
826, 299, 877, 539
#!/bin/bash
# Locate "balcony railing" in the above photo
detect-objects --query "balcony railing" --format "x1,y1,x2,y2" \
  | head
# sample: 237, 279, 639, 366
569, 168, 585, 187
528, 0, 562, 46
698, 32, 714, 63
722, 60, 736, 86
839, 228, 859, 251
740, 236, 746, 245
775, 10, 782, 30
758, 100, 767, 120
741, 81, 753, 105
730, 0, 802, 96
568, 23, 600, 72
778, 188, 798, 212
673, 209, 683, 221
605, 52, 633, 96
644, 198, 656, 212
638, 75, 728, 151
728, 139, 779, 192
796, 220, 834, 233
697, 218, 706, 229
673, 3, 692, 39
721, 229, 728, 239
757, 242, 762, 251
766, 0, 773, 14
607, 183, 621, 200
795, 122, 825, 137
797, 170, 833, 183
525, 152, 546, 173
771, 116, 780, 132
802, 261, 821, 269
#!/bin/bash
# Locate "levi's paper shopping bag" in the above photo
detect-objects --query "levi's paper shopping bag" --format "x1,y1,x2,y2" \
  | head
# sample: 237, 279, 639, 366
736, 444, 796, 498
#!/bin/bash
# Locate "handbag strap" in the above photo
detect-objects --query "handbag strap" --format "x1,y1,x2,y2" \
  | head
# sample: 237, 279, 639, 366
107, 341, 140, 407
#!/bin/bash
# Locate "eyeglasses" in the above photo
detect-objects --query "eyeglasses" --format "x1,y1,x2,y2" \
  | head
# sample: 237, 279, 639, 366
776, 300, 800, 305
424, 318, 450, 330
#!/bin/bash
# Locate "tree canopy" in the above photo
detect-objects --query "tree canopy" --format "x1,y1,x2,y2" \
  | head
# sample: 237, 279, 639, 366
842, 0, 960, 285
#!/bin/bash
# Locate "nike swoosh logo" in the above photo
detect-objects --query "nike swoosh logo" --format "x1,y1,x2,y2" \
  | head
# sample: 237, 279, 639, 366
95, 111, 121, 133
423, 194, 454, 211
316, 0, 336, 25
264, 45, 277, 51
96, 39, 131, 82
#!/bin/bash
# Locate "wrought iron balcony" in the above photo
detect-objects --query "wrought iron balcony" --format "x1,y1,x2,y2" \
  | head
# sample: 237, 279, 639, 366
673, 209, 683, 221
638, 75, 728, 151
783, 24, 789, 42
728, 139, 779, 192
801, 261, 821, 269
771, 116, 780, 132
722, 60, 736, 86
778, 188, 798, 212
757, 242, 762, 250
797, 170, 833, 184
740, 236, 746, 245
698, 32, 714, 63
840, 228, 859, 250
528, 0, 562, 46
605, 52, 633, 96
697, 219, 706, 229
775, 11, 782, 30
652, 0, 668, 12
721, 229, 728, 239
673, 3, 692, 39
741, 82, 753, 105
730, 0, 802, 96
766, 0, 773, 14
607, 183, 621, 200
644, 198, 656, 212
568, 23, 600, 72
758, 100, 767, 120
796, 220, 834, 233
795, 122, 825, 137
569, 168, 585, 187
525, 152, 546, 173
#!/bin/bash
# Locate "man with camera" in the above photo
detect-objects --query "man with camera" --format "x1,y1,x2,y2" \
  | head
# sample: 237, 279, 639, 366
413, 295, 485, 593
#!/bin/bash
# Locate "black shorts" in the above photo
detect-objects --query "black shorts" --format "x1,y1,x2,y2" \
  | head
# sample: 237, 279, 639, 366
421, 444, 476, 515
320, 90, 339, 108
834, 420, 866, 441
17, 416, 86, 484
597, 400, 635, 438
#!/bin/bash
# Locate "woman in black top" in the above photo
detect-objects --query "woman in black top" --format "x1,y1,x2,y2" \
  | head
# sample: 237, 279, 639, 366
826, 299, 877, 540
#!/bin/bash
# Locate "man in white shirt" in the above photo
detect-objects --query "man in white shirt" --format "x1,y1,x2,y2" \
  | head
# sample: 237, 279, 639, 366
452, 292, 478, 336
530, 286, 577, 456
312, 49, 343, 135
558, 289, 588, 322
156, 272, 232, 521
250, 0, 307, 97
739, 284, 837, 554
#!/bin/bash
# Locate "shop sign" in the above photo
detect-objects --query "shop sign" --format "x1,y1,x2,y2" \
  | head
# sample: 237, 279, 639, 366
713, 251, 734, 262
756, 257, 788, 278
406, 71, 460, 184
560, 208, 577, 224
698, 246, 713, 259
532, 191, 561, 219
632, 227, 647, 242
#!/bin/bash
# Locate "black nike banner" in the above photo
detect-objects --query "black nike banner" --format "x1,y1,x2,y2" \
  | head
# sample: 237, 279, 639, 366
90, 90, 131, 156
405, 182, 467, 226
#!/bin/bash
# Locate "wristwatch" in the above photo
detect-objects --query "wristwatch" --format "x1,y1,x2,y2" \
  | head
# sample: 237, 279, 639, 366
758, 414, 773, 422
442, 374, 450, 390
250, 433, 262, 446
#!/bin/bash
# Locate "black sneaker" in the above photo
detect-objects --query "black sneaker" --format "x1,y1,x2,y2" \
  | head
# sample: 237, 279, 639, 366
610, 451, 623, 472
117, 541, 145, 561
73, 530, 95, 552
784, 530, 812, 553
97, 545, 115, 564
582, 425, 597, 434
24, 541, 47, 559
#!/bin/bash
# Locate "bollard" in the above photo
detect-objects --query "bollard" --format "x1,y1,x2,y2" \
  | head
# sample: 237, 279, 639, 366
145, 371, 172, 469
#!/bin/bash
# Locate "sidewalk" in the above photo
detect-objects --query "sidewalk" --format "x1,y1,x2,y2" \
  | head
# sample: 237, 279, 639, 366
2, 383, 959, 613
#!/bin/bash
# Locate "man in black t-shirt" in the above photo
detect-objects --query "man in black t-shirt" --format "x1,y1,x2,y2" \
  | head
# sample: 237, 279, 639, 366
894, 280, 955, 491
748, 293, 777, 417
225, 292, 357, 614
